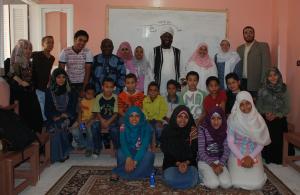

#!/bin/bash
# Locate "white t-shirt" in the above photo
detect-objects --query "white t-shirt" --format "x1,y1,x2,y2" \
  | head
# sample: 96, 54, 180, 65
59, 47, 93, 84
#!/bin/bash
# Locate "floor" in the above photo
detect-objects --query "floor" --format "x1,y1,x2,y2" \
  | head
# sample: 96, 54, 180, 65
19, 151, 300, 195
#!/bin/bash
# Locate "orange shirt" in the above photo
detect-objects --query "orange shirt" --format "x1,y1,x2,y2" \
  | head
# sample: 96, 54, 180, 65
118, 91, 144, 115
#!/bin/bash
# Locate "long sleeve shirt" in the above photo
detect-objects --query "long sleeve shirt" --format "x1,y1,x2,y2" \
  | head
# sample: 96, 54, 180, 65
143, 95, 168, 121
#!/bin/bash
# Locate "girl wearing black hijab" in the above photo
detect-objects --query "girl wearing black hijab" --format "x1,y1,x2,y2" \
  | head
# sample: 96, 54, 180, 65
161, 105, 199, 189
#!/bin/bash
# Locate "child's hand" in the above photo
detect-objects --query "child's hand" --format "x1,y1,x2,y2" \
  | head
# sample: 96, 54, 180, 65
178, 162, 188, 173
241, 156, 254, 168
215, 164, 224, 175
210, 163, 220, 174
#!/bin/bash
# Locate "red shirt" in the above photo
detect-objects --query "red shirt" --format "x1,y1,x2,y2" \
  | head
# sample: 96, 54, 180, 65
203, 90, 227, 113
118, 91, 144, 115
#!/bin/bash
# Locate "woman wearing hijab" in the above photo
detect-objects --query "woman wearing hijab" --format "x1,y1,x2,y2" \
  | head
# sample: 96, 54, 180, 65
7, 39, 43, 133
184, 43, 218, 92
198, 107, 231, 189
161, 105, 199, 189
227, 91, 271, 190
132, 46, 152, 93
257, 67, 294, 164
111, 106, 154, 181
214, 39, 241, 89
117, 41, 135, 74
45, 68, 77, 163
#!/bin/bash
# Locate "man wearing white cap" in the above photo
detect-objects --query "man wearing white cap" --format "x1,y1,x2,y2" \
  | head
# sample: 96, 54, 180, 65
148, 26, 182, 95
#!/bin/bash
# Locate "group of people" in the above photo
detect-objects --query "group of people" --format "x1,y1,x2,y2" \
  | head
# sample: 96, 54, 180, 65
0, 25, 295, 191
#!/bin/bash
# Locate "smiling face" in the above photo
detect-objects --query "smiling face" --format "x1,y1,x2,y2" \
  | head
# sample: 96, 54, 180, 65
148, 85, 159, 100
134, 46, 144, 60
42, 37, 54, 53
187, 75, 199, 91
176, 112, 189, 128
239, 100, 252, 114
101, 39, 114, 56
198, 45, 208, 58
129, 112, 140, 126
226, 78, 240, 93
220, 40, 230, 53
74, 35, 88, 51
125, 77, 137, 93
267, 70, 279, 86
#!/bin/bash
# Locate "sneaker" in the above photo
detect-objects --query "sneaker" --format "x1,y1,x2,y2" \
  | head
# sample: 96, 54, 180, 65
85, 149, 93, 157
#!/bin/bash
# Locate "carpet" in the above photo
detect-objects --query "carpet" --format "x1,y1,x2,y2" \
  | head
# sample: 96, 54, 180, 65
46, 166, 294, 195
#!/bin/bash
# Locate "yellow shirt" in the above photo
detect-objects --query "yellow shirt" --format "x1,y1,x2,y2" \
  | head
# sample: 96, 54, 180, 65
80, 98, 95, 121
143, 95, 168, 121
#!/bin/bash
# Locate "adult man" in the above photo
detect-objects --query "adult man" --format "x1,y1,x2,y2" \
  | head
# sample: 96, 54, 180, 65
149, 26, 182, 95
91, 38, 126, 94
237, 26, 271, 96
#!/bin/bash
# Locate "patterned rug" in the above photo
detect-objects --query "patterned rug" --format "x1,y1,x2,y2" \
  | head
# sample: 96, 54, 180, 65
46, 166, 294, 195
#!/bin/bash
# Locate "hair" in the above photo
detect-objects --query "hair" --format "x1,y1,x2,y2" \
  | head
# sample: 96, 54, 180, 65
101, 38, 113, 48
135, 46, 143, 50
206, 76, 220, 87
84, 83, 95, 92
147, 81, 159, 91
167, 79, 178, 88
42, 35, 54, 44
225, 72, 240, 82
186, 71, 199, 81
74, 30, 89, 40
125, 73, 137, 82
243, 26, 255, 34
102, 77, 115, 85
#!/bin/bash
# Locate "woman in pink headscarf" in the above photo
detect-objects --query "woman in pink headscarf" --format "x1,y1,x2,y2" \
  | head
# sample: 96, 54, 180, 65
117, 42, 135, 73
184, 43, 217, 92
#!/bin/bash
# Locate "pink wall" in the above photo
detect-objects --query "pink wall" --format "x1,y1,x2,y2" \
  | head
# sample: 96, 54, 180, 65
40, 0, 300, 130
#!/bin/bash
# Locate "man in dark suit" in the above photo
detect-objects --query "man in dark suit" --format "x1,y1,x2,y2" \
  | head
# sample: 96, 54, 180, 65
237, 26, 271, 97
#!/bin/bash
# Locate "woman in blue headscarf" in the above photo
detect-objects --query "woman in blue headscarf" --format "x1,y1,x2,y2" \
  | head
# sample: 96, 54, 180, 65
111, 106, 154, 180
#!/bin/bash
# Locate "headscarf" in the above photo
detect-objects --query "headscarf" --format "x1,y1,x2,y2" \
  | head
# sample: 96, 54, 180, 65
132, 46, 150, 77
201, 106, 227, 146
188, 42, 214, 69
50, 68, 71, 96
259, 67, 287, 112
10, 39, 32, 68
160, 26, 174, 36
228, 91, 271, 146
161, 105, 195, 160
216, 39, 241, 88
116, 41, 133, 61
123, 106, 149, 147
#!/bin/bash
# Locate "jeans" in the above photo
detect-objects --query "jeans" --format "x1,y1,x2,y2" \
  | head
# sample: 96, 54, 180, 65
149, 120, 163, 145
71, 123, 95, 150
162, 166, 199, 189
112, 149, 155, 180
36, 89, 46, 121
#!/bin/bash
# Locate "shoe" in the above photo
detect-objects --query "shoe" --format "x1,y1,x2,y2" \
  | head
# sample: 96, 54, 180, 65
92, 149, 100, 158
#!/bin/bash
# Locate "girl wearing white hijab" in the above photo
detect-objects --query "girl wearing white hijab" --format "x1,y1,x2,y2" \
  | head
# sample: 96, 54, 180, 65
227, 91, 270, 190
214, 39, 241, 89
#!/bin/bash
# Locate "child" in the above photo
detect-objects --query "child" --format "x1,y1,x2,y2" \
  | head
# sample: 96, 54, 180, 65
203, 76, 227, 114
143, 81, 168, 148
257, 67, 294, 164
118, 73, 144, 120
227, 91, 270, 190
111, 106, 154, 181
198, 107, 231, 189
225, 73, 241, 115
59, 30, 93, 97
32, 35, 55, 121
92, 78, 119, 157
180, 71, 206, 126
71, 84, 97, 157
163, 79, 180, 123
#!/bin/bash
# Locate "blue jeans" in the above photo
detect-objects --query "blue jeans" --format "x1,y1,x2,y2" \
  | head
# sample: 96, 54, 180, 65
91, 121, 119, 151
71, 123, 94, 150
36, 89, 46, 121
162, 166, 200, 189
149, 120, 163, 145
112, 149, 155, 180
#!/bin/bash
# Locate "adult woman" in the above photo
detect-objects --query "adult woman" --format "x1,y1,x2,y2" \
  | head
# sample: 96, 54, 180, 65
111, 106, 154, 180
227, 91, 270, 190
117, 42, 135, 74
214, 39, 241, 89
45, 68, 77, 163
161, 105, 199, 189
8, 39, 43, 133
257, 67, 294, 164
184, 43, 218, 92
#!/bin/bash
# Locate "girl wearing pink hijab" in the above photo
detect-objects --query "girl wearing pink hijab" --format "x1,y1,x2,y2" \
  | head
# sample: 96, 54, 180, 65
184, 43, 218, 92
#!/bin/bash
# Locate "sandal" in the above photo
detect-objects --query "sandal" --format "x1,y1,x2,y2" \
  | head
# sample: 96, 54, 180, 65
110, 174, 119, 182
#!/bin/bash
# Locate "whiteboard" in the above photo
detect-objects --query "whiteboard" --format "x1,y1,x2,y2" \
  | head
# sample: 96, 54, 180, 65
107, 7, 227, 65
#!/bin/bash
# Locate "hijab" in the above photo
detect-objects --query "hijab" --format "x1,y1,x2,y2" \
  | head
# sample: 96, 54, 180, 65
188, 42, 214, 69
201, 106, 227, 146
124, 106, 149, 147
216, 39, 241, 88
228, 91, 271, 146
50, 68, 71, 96
116, 41, 133, 61
10, 39, 32, 69
161, 105, 195, 160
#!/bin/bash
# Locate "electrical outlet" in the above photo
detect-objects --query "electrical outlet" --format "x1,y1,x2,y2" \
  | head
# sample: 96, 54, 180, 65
297, 60, 300, 66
